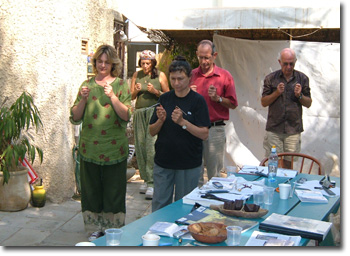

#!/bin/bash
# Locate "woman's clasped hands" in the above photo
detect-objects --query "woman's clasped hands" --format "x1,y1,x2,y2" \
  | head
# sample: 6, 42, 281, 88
134, 82, 142, 92
103, 82, 116, 99
81, 86, 91, 100
147, 83, 158, 95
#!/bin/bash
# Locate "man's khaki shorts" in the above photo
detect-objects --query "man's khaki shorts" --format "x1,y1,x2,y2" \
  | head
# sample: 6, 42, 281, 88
263, 131, 301, 161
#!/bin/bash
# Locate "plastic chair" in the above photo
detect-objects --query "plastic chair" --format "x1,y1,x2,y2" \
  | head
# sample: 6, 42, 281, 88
259, 152, 322, 175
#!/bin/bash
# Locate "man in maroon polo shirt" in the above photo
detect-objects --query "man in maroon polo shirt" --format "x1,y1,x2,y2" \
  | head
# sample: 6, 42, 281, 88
190, 40, 238, 186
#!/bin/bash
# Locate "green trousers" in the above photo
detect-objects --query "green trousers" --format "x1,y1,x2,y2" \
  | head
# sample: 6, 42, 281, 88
80, 159, 127, 234
133, 107, 157, 187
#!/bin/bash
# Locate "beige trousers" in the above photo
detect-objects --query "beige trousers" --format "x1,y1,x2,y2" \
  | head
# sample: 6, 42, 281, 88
198, 126, 226, 187
263, 131, 301, 161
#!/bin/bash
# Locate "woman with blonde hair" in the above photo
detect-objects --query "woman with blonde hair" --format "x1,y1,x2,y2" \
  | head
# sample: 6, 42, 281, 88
70, 44, 132, 241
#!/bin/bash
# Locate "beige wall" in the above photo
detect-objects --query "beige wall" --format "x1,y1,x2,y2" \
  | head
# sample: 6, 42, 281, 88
0, 0, 123, 202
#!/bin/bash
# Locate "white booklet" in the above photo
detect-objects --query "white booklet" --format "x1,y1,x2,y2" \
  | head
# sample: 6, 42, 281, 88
147, 222, 189, 238
294, 190, 328, 203
245, 231, 301, 246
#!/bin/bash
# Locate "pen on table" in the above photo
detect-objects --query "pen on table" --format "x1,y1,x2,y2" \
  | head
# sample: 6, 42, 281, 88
285, 178, 293, 184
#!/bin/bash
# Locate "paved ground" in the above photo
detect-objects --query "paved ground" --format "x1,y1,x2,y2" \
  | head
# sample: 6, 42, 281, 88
0, 173, 152, 246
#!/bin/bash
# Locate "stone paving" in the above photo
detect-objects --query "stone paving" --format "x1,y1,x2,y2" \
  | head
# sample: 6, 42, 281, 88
0, 173, 152, 246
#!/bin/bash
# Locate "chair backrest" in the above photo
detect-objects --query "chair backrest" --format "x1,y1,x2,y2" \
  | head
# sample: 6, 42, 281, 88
259, 152, 322, 175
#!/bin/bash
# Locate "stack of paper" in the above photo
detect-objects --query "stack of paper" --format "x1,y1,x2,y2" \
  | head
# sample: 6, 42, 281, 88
182, 187, 249, 207
182, 176, 264, 206
294, 190, 328, 203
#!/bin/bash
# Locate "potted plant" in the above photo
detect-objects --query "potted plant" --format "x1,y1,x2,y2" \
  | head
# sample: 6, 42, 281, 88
0, 92, 43, 211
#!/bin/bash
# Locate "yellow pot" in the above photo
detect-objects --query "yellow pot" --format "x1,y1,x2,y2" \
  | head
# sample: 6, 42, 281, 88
31, 185, 46, 207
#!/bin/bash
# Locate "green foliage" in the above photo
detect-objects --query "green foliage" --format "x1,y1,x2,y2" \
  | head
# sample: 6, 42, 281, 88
0, 92, 43, 184
171, 42, 199, 69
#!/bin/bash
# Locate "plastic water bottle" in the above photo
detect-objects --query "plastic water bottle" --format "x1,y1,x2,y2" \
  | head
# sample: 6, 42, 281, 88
268, 146, 278, 182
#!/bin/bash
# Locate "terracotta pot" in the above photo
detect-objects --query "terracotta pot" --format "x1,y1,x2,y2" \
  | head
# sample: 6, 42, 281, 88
0, 167, 31, 211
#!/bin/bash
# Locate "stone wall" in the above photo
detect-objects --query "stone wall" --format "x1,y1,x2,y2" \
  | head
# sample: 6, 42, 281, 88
0, 0, 122, 203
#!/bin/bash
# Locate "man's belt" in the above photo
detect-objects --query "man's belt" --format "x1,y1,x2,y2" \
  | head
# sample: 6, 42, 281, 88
210, 120, 225, 126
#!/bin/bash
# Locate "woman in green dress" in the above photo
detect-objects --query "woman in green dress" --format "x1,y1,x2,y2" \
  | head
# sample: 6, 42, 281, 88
70, 45, 132, 241
130, 50, 169, 199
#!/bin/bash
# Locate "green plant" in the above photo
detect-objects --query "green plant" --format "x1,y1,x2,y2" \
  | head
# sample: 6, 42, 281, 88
0, 92, 43, 184
171, 42, 199, 69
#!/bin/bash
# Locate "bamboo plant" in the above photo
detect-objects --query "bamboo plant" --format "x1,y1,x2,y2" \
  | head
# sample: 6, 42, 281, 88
0, 92, 43, 184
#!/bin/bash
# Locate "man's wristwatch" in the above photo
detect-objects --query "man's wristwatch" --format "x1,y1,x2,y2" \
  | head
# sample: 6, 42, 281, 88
298, 93, 303, 100
217, 97, 223, 103
182, 120, 187, 130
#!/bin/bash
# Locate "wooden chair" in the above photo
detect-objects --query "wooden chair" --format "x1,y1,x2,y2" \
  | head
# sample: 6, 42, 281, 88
259, 152, 322, 175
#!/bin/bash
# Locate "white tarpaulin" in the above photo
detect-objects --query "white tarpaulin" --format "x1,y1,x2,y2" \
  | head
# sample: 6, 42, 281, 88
214, 34, 340, 173
118, 1, 339, 30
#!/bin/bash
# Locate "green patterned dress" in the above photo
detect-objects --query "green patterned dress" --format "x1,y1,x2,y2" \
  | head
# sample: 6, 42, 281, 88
70, 77, 132, 233
133, 71, 162, 188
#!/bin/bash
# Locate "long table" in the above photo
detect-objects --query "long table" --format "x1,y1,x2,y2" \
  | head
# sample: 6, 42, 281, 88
92, 173, 340, 246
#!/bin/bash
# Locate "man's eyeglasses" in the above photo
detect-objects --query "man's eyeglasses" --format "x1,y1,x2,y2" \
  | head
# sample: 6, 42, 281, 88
282, 62, 295, 67
197, 56, 212, 61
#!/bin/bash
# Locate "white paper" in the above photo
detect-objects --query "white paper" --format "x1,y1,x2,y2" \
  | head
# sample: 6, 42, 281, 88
183, 187, 250, 207
294, 190, 328, 203
277, 168, 298, 178
183, 176, 265, 206
296, 180, 340, 197
238, 165, 297, 178
245, 231, 301, 246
